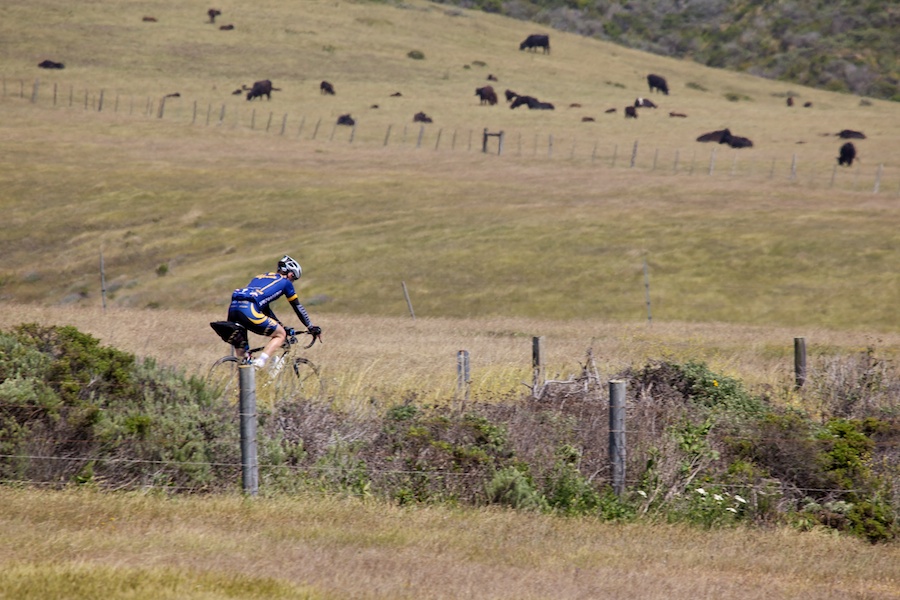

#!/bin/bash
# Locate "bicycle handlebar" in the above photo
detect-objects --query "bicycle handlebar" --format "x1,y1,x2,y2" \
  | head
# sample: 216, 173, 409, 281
285, 328, 320, 350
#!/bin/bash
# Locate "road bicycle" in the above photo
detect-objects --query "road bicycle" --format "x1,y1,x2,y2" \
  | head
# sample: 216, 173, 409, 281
207, 320, 322, 403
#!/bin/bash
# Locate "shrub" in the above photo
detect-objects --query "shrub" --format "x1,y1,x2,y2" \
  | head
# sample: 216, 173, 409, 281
407, 50, 425, 60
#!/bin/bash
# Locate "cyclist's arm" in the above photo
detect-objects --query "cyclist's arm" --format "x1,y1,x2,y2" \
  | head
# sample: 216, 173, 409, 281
289, 298, 313, 328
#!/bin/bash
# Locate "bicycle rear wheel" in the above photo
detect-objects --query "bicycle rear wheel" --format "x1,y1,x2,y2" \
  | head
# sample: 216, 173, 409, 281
274, 357, 323, 400
207, 356, 241, 404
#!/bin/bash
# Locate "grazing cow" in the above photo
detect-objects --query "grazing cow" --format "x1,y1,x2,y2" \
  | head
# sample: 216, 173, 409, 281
505, 89, 518, 103
475, 85, 498, 105
838, 142, 856, 166
413, 111, 433, 123
38, 60, 64, 69
487, 74, 498, 82
635, 97, 657, 108
519, 34, 550, 54
390, 91, 403, 97
604, 107, 617, 113
582, 116, 595, 122
625, 106, 638, 119
219, 24, 234, 30
142, 16, 157, 22
669, 111, 687, 118
164, 92, 181, 98
837, 129, 866, 139
803, 101, 813, 107
786, 96, 794, 107
647, 74, 669, 95
697, 129, 730, 143
569, 103, 582, 108
208, 9, 221, 23
370, 104, 379, 109
336, 114, 355, 126
320, 80, 335, 95
246, 79, 279, 101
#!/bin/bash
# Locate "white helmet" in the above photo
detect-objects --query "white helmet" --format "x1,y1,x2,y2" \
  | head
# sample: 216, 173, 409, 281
277, 255, 301, 279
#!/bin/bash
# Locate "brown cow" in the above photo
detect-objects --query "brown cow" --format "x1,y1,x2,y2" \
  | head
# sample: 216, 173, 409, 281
208, 9, 221, 23
475, 85, 498, 106
625, 106, 638, 119
320, 81, 335, 95
413, 111, 433, 123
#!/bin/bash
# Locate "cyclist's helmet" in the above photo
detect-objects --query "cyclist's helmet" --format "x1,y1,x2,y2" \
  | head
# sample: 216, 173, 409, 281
277, 255, 302, 279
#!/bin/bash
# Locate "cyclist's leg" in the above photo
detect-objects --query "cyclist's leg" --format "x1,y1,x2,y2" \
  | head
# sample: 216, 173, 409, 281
232, 303, 283, 366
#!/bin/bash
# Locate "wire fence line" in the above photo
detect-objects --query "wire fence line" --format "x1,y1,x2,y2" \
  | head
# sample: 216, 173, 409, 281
0, 453, 875, 497
6, 76, 898, 196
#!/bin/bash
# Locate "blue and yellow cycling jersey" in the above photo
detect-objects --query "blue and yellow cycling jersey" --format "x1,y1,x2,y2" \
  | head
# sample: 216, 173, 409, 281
231, 272, 298, 309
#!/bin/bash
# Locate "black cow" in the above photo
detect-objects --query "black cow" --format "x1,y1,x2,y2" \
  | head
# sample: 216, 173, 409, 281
647, 74, 669, 95
336, 114, 355, 126
320, 81, 335, 95
581, 116, 595, 122
696, 128, 730, 143
533, 101, 554, 110
837, 129, 866, 139
803, 101, 813, 107
519, 34, 550, 54
786, 96, 794, 107
390, 91, 403, 97
413, 111, 433, 123
838, 142, 856, 166
38, 60, 64, 69
208, 8, 221, 23
635, 97, 657, 108
487, 74, 498, 82
504, 89, 518, 103
246, 80, 279, 101
219, 24, 234, 30
719, 130, 753, 148
624, 106, 638, 119
604, 107, 617, 113
475, 85, 498, 105
510, 95, 536, 109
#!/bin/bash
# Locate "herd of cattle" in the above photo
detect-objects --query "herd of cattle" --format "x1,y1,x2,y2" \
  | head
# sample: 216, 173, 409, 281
34, 20, 866, 166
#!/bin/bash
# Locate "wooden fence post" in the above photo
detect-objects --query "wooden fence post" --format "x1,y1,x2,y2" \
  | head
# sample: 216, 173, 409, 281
532, 336, 543, 397
609, 379, 627, 497
630, 140, 638, 168
383, 124, 392, 146
794, 337, 807, 389
457, 350, 471, 403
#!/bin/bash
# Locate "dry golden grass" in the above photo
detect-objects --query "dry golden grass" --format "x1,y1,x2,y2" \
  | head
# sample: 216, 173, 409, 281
3, 302, 899, 412
1, 487, 898, 600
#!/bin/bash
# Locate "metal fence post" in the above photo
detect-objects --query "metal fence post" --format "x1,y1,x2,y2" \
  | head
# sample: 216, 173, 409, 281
239, 365, 259, 496
609, 379, 626, 497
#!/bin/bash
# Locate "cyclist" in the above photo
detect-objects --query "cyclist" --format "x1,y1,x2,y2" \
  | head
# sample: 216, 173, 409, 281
228, 255, 322, 368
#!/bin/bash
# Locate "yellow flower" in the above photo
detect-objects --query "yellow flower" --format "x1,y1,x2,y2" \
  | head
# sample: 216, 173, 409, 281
713, 380, 719, 387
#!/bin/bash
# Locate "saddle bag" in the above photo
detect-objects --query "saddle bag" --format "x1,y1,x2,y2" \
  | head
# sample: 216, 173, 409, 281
210, 321, 248, 349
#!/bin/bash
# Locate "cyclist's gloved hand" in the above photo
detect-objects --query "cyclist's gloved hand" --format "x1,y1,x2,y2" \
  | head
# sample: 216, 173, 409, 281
308, 325, 322, 338
286, 327, 296, 337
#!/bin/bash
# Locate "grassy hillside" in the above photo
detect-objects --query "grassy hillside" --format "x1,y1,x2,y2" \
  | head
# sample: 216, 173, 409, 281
0, 0, 899, 333
454, 0, 900, 101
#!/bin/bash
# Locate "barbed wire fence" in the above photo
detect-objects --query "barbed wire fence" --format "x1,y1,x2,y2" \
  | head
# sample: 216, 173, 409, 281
6, 76, 898, 196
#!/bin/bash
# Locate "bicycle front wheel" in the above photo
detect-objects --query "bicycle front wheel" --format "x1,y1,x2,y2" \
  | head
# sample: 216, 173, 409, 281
274, 357, 323, 400
207, 355, 241, 404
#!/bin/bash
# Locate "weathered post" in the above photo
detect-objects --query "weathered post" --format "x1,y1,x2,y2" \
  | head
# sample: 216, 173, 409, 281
609, 379, 626, 497
630, 140, 638, 168
794, 337, 807, 389
708, 147, 716, 175
532, 336, 544, 398
383, 124, 392, 146
239, 365, 259, 496
457, 350, 471, 403
31, 78, 39, 104
416, 125, 424, 148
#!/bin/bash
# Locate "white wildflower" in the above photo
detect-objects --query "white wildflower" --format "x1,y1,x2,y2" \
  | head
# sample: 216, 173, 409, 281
696, 488, 707, 496
637, 490, 647, 498
734, 495, 747, 504
725, 507, 738, 513
713, 494, 724, 502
